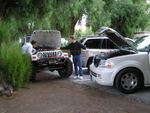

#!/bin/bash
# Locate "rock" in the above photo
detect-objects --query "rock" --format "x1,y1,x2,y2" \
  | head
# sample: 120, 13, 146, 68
0, 83, 13, 97
0, 83, 4, 96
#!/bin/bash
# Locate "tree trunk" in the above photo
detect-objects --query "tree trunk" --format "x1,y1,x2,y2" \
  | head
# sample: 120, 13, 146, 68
69, 16, 78, 35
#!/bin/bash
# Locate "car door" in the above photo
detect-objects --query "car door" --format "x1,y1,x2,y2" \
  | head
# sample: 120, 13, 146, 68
82, 38, 103, 67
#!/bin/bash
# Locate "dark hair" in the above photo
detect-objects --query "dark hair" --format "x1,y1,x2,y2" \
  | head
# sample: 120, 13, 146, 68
26, 35, 31, 42
31, 40, 36, 45
69, 35, 76, 40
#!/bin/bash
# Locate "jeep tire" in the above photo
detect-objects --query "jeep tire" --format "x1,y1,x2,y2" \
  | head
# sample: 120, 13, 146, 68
58, 58, 73, 78
30, 62, 37, 82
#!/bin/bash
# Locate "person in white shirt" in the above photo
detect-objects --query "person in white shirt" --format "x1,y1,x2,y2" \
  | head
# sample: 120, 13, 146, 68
22, 40, 37, 56
22, 40, 37, 82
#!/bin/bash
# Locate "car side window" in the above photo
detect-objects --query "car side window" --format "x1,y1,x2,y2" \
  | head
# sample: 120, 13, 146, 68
101, 39, 118, 49
84, 39, 103, 49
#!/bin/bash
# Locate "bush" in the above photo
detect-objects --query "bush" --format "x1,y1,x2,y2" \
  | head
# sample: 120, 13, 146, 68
0, 22, 11, 45
0, 17, 24, 44
0, 42, 31, 90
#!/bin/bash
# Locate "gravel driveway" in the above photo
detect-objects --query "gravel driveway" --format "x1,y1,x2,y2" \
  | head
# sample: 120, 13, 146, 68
0, 71, 150, 113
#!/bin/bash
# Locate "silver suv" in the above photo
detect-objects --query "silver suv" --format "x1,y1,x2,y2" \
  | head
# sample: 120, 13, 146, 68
80, 35, 120, 69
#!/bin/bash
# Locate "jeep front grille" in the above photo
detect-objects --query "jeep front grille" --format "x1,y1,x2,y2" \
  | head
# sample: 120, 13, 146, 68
37, 50, 63, 59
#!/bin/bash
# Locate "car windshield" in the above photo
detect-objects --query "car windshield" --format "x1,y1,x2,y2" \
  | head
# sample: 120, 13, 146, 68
133, 36, 150, 52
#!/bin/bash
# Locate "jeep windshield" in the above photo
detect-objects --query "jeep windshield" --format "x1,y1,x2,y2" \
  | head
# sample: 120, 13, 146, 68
133, 36, 150, 52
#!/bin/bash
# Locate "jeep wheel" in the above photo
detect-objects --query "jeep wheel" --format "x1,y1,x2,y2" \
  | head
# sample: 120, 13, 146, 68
115, 68, 143, 94
58, 58, 73, 78
30, 62, 37, 82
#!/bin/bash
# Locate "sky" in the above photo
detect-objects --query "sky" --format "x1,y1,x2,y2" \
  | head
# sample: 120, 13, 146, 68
75, 14, 87, 32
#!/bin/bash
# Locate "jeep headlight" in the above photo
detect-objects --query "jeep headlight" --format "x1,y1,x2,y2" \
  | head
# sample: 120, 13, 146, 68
37, 52, 43, 59
56, 51, 63, 57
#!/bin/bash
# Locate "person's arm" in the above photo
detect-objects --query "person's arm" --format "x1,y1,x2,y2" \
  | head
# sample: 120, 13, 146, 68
61, 44, 70, 50
78, 42, 86, 49
27, 44, 33, 56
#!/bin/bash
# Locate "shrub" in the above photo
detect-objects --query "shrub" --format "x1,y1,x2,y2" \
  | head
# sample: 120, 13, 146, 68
0, 22, 11, 44
0, 42, 31, 90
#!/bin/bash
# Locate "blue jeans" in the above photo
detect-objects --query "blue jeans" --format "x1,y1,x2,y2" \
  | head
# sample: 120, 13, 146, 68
73, 54, 83, 76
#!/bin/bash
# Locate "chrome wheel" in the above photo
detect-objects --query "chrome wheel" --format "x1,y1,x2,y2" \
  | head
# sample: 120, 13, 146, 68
115, 68, 142, 94
121, 73, 138, 90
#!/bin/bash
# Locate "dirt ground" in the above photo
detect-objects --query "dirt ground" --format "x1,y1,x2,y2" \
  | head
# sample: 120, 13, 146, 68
0, 71, 150, 113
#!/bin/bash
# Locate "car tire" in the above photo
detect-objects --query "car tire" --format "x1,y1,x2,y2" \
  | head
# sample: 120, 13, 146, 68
30, 62, 37, 82
115, 68, 143, 94
58, 58, 73, 78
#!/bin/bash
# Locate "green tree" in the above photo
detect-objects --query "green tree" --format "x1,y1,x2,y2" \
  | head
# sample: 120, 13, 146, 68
87, 0, 108, 32
103, 0, 149, 37
47, 0, 93, 36
36, 0, 105, 36
1, 0, 149, 38
0, 0, 50, 19
0, 0, 51, 39
0, 0, 106, 36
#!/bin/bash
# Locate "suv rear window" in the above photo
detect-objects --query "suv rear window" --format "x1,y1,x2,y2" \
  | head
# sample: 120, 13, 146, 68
84, 39, 103, 49
101, 39, 118, 49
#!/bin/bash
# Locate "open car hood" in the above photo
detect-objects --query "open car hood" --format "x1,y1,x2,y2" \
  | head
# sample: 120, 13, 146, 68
30, 30, 61, 48
96, 27, 132, 49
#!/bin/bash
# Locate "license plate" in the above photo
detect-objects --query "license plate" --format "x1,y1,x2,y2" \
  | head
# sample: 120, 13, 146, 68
49, 60, 55, 64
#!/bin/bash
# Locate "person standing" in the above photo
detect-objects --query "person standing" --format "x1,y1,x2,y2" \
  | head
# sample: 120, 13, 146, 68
22, 40, 37, 56
22, 39, 37, 82
63, 35, 86, 80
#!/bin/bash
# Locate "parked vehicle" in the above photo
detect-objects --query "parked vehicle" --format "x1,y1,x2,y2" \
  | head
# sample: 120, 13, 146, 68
90, 27, 150, 94
133, 32, 150, 41
30, 30, 73, 80
80, 35, 131, 70
125, 37, 135, 45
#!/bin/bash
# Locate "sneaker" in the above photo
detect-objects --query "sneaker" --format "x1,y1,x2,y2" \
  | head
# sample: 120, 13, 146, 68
79, 76, 83, 80
73, 76, 78, 79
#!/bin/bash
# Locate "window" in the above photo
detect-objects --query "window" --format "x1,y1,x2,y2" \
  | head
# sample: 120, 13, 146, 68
101, 39, 118, 49
84, 39, 103, 49
134, 36, 150, 51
